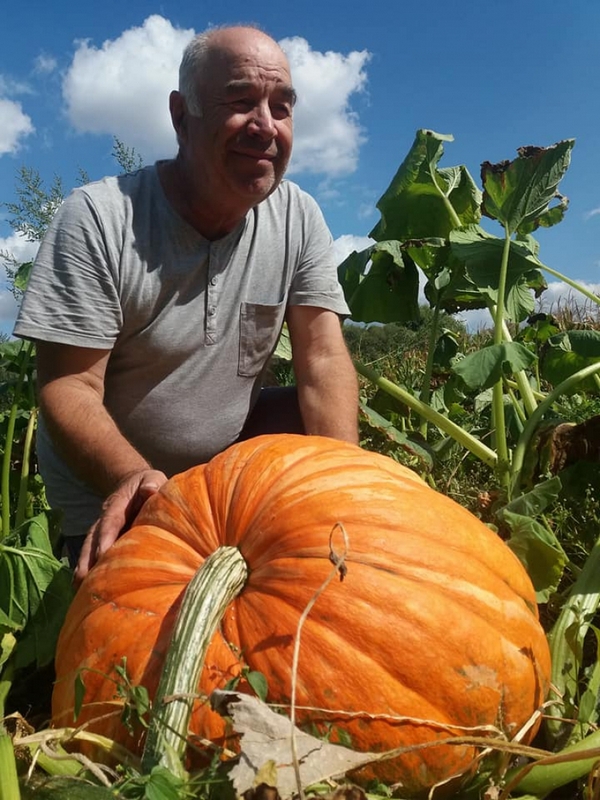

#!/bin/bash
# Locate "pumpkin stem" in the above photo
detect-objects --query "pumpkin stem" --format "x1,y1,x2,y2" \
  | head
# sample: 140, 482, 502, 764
141, 545, 248, 777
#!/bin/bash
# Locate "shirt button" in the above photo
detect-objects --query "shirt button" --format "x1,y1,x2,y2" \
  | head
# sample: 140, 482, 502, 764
208, 306, 216, 316
210, 277, 218, 286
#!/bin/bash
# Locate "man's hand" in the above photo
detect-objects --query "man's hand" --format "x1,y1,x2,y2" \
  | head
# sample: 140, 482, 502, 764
74, 468, 168, 585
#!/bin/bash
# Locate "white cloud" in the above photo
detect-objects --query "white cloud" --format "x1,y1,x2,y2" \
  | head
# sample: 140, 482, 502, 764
456, 307, 494, 332
0, 231, 39, 266
34, 53, 58, 75
0, 97, 34, 155
0, 233, 35, 334
62, 15, 195, 161
60, 17, 370, 178
332, 234, 373, 265
584, 208, 600, 221
280, 37, 370, 177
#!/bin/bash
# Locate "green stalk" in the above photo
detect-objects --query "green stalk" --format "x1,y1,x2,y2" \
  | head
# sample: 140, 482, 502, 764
0, 725, 20, 800
543, 533, 600, 748
418, 302, 442, 438
429, 169, 462, 230
505, 728, 600, 798
1, 342, 34, 540
15, 408, 36, 530
355, 360, 498, 468
510, 361, 600, 495
500, 319, 538, 416
141, 546, 248, 776
490, 228, 512, 492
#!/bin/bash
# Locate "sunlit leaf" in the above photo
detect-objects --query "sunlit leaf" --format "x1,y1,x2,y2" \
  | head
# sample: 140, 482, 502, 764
540, 329, 600, 392
344, 242, 421, 323
502, 510, 568, 602
452, 342, 536, 391
370, 129, 481, 242
0, 512, 73, 670
481, 140, 574, 234
246, 669, 269, 702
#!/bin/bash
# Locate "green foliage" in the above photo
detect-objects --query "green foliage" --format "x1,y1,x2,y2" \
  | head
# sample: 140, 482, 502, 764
113, 136, 144, 175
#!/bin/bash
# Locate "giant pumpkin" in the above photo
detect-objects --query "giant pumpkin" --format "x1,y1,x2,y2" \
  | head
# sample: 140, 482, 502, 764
52, 434, 550, 796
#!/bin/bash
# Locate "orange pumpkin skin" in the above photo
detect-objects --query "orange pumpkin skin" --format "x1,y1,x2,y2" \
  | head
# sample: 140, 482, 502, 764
52, 434, 550, 796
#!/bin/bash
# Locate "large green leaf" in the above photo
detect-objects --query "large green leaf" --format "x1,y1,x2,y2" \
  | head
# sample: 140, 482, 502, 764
449, 225, 547, 322
401, 238, 491, 314
341, 241, 421, 323
503, 509, 568, 603
370, 129, 481, 242
359, 403, 433, 468
0, 512, 73, 670
540, 329, 600, 392
452, 342, 537, 391
337, 246, 373, 306
481, 139, 574, 235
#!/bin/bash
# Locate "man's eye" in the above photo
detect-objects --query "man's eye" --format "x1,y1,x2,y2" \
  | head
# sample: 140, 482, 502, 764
272, 104, 292, 120
231, 99, 254, 111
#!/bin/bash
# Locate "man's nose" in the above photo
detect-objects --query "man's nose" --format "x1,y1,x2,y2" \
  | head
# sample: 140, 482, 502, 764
247, 104, 276, 138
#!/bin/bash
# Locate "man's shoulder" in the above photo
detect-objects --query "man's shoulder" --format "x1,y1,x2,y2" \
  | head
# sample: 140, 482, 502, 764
74, 164, 158, 204
265, 180, 320, 214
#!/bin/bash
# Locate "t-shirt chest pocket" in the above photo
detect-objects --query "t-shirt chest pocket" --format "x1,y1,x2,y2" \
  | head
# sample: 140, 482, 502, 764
238, 300, 287, 377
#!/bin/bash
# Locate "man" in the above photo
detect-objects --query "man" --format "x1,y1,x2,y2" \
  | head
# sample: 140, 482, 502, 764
13, 25, 359, 582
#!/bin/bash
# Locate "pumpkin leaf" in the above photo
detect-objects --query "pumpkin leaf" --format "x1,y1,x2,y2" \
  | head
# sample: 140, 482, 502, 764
211, 690, 380, 799
502, 510, 568, 603
481, 140, 574, 235
500, 477, 563, 518
359, 402, 433, 468
452, 342, 536, 392
0, 512, 73, 670
449, 225, 547, 323
340, 242, 421, 324
245, 669, 269, 702
540, 329, 600, 392
370, 129, 481, 242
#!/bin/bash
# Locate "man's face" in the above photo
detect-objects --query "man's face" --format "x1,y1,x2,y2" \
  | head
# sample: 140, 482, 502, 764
179, 30, 295, 207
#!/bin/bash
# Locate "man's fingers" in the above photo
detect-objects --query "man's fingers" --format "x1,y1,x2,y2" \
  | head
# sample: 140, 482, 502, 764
72, 470, 168, 585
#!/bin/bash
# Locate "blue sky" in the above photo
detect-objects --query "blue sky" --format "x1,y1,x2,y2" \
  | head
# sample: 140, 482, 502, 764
1, 0, 600, 332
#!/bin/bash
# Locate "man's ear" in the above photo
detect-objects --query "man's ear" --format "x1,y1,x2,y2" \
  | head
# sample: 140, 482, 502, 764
169, 90, 187, 140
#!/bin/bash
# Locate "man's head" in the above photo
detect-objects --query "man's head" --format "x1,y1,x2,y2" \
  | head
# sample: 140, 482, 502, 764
170, 26, 295, 212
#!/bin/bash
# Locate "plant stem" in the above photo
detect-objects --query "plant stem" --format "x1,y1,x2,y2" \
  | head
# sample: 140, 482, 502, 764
15, 408, 36, 529
418, 302, 442, 438
501, 319, 538, 416
429, 168, 462, 229
541, 264, 600, 307
504, 728, 600, 798
1, 341, 34, 540
490, 227, 512, 491
0, 725, 20, 800
354, 360, 498, 468
141, 545, 248, 777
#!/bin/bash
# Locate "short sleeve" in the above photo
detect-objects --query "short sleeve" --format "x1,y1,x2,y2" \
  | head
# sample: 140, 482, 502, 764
13, 186, 123, 348
287, 190, 350, 316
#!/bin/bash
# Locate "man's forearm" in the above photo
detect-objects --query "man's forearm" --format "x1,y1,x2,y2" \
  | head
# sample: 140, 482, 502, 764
40, 379, 152, 497
297, 351, 359, 444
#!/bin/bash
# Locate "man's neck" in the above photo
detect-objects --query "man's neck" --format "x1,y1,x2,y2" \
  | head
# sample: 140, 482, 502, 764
157, 159, 248, 240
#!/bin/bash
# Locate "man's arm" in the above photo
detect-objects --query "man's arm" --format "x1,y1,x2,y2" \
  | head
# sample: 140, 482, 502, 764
286, 306, 359, 444
36, 341, 167, 578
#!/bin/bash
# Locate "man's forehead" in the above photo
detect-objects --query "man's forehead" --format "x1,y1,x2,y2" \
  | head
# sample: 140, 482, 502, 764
223, 78, 296, 99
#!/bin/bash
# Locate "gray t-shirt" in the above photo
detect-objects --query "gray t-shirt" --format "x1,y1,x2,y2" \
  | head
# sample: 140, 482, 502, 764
14, 163, 349, 536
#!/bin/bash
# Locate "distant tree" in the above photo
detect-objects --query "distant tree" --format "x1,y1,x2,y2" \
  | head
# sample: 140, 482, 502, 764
112, 136, 144, 174
1, 138, 144, 298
